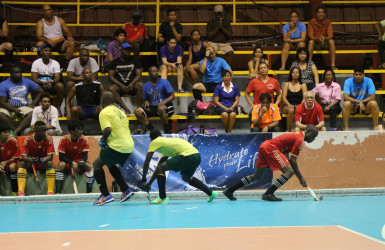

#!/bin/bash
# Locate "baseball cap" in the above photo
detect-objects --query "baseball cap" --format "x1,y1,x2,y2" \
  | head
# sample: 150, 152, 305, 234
39, 43, 52, 51
121, 42, 132, 49
214, 4, 224, 13
132, 10, 142, 17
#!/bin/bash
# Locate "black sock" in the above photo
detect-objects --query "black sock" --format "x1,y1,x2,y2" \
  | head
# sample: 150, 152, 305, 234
10, 173, 18, 193
108, 165, 128, 193
265, 175, 288, 195
163, 124, 171, 134
94, 168, 109, 196
188, 177, 212, 196
226, 175, 254, 193
85, 171, 94, 193
192, 89, 203, 101
157, 175, 167, 199
146, 123, 154, 131
55, 171, 64, 193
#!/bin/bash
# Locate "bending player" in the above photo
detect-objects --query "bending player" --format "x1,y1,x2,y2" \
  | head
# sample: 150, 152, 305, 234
140, 129, 217, 204
0, 123, 21, 196
56, 120, 94, 193
223, 125, 319, 201
93, 91, 135, 205
18, 121, 56, 196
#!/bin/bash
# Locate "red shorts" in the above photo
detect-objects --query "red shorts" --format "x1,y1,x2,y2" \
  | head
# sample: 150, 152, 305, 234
256, 142, 290, 171
64, 161, 85, 175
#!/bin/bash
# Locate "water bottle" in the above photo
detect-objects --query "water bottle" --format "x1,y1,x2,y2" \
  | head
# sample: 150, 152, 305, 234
200, 125, 205, 134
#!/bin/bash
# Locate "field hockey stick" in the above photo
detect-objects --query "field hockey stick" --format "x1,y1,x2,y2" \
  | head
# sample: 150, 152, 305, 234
71, 165, 78, 194
31, 164, 43, 195
306, 186, 323, 201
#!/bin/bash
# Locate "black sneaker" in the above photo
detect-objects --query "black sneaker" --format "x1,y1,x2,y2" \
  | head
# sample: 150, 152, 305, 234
262, 193, 282, 201
223, 189, 237, 201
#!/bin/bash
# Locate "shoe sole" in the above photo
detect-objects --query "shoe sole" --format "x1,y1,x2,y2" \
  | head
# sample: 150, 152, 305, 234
223, 191, 237, 201
94, 197, 115, 206
120, 192, 134, 202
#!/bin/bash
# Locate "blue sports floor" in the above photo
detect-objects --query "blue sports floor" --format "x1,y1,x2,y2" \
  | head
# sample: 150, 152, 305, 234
1, 195, 385, 249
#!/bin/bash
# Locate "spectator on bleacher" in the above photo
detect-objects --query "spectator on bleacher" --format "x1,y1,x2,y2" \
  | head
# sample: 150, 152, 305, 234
56, 120, 94, 194
0, 65, 43, 136
312, 68, 341, 131
66, 68, 105, 120
381, 112, 385, 130
25, 92, 62, 136
290, 47, 319, 90
36, 4, 75, 69
295, 91, 326, 131
66, 48, 99, 95
104, 28, 126, 66
250, 93, 281, 132
206, 4, 233, 65
308, 5, 337, 70
0, 17, 13, 72
185, 30, 207, 85
123, 10, 148, 59
157, 9, 183, 44
245, 62, 282, 112
342, 67, 380, 131
280, 11, 306, 71
213, 70, 240, 133
282, 67, 307, 132
375, 19, 385, 69
0, 123, 21, 196
31, 44, 65, 114
248, 46, 269, 79
192, 46, 231, 101
160, 36, 184, 92
134, 66, 175, 134
17, 121, 56, 196
108, 42, 143, 115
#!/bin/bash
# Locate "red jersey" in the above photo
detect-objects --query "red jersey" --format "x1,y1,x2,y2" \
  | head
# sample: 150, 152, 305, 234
264, 131, 304, 157
0, 136, 21, 161
246, 77, 281, 105
22, 134, 55, 158
58, 134, 90, 161
123, 23, 148, 41
295, 102, 324, 125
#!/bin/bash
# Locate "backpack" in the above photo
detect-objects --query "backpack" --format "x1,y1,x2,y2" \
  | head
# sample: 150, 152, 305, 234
188, 100, 217, 116
177, 125, 217, 135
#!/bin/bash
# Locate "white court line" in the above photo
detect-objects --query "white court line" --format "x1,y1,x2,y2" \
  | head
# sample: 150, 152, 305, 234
337, 225, 385, 245
62, 242, 71, 247
184, 207, 198, 210
98, 224, 109, 228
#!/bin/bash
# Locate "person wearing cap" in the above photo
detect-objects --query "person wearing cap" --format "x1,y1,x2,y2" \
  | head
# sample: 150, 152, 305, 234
206, 4, 234, 65
36, 4, 75, 69
123, 10, 148, 59
157, 9, 183, 44
107, 42, 143, 115
31, 44, 65, 114
66, 48, 99, 96
0, 65, 43, 136
342, 66, 380, 131
104, 28, 127, 66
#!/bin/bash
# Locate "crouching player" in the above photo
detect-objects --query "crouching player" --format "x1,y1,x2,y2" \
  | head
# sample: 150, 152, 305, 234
18, 121, 55, 196
140, 129, 217, 204
56, 120, 94, 193
0, 123, 21, 196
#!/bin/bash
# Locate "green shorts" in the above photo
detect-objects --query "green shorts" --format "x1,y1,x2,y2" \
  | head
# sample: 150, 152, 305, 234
100, 146, 131, 167
166, 153, 201, 178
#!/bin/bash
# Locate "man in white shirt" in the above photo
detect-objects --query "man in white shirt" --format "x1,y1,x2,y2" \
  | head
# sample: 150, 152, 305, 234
25, 92, 62, 136
66, 48, 99, 95
31, 44, 65, 114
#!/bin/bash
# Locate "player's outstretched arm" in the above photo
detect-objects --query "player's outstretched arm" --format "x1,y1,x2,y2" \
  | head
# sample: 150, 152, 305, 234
289, 157, 307, 187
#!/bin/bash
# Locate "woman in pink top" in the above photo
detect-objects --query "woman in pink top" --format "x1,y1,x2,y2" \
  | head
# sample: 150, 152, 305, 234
312, 68, 342, 130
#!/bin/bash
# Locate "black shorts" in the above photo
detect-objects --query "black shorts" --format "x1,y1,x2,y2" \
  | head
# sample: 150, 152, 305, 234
114, 83, 138, 96
141, 104, 174, 117
100, 146, 131, 167
42, 83, 56, 94
166, 153, 201, 178
204, 82, 221, 93
52, 41, 65, 53
352, 103, 371, 115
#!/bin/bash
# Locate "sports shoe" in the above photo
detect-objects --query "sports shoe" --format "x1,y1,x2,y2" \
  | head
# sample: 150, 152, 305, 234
208, 191, 217, 202
262, 193, 282, 201
150, 196, 169, 204
18, 191, 24, 197
120, 189, 134, 202
223, 189, 237, 201
93, 194, 115, 206
47, 191, 54, 195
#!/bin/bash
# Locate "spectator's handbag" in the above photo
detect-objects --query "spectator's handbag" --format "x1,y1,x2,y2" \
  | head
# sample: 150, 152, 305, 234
177, 125, 217, 135
188, 100, 217, 115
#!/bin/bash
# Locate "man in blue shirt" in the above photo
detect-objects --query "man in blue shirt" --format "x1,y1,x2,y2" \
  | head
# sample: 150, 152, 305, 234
342, 66, 379, 130
134, 66, 175, 134
0, 65, 43, 136
192, 46, 231, 101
